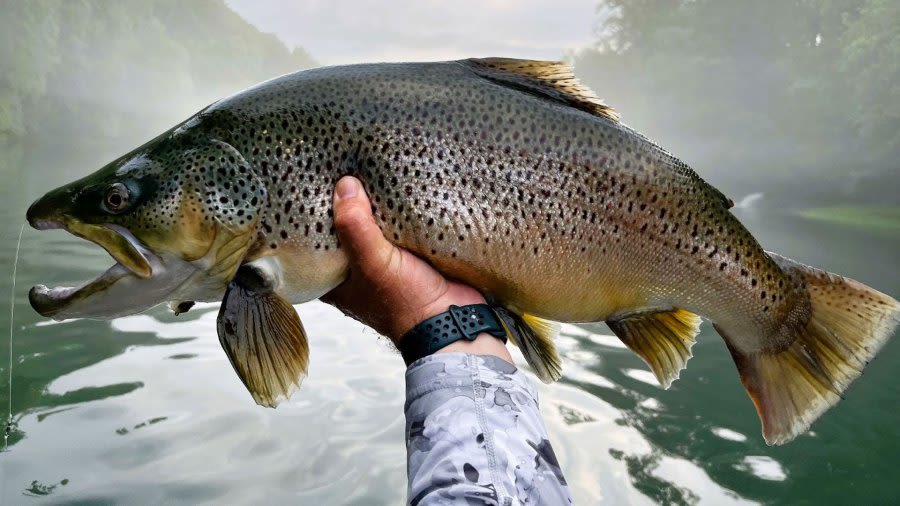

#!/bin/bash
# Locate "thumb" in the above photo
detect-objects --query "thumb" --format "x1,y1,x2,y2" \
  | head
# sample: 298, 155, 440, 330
332, 176, 395, 273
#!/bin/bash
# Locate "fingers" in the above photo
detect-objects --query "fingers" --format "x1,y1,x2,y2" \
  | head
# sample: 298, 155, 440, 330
326, 176, 496, 344
332, 176, 396, 275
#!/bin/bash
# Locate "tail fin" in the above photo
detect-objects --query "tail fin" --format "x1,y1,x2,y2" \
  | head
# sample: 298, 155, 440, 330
723, 254, 900, 445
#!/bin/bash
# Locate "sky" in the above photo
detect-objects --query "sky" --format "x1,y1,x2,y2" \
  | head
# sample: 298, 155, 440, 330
225, 0, 601, 65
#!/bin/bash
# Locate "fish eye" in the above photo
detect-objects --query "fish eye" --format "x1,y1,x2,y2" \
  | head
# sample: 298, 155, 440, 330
103, 183, 130, 213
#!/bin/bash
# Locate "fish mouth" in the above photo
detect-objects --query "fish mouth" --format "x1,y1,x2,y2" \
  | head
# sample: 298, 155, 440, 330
28, 219, 156, 319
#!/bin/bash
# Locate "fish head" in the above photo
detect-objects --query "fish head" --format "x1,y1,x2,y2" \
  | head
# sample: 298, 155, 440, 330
27, 125, 266, 320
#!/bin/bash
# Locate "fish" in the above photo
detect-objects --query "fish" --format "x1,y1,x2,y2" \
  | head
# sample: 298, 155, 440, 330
25, 58, 899, 445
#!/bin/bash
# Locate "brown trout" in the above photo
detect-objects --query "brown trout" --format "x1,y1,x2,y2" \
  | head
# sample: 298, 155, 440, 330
26, 58, 899, 445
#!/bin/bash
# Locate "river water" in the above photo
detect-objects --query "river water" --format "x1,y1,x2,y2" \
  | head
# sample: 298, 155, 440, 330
0, 137, 898, 504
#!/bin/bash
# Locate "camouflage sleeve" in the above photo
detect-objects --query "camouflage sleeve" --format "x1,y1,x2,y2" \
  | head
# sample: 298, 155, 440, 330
404, 353, 573, 505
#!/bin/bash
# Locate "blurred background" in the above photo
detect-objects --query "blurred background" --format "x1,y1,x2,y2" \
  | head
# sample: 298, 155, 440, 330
0, 1, 897, 504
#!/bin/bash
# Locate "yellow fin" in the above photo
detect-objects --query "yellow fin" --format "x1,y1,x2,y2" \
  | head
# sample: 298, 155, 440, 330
722, 253, 900, 445
495, 308, 562, 383
607, 308, 702, 389
462, 57, 620, 123
217, 265, 309, 408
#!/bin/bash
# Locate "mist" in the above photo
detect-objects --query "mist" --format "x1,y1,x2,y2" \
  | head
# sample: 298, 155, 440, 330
0, 0, 315, 154
1, 2, 899, 504
3, 0, 896, 217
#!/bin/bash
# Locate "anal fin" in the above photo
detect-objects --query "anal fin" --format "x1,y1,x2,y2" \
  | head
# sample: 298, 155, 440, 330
607, 308, 702, 389
494, 308, 562, 383
217, 264, 309, 408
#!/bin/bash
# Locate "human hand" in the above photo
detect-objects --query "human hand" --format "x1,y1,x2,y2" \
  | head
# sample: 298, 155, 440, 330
321, 176, 512, 363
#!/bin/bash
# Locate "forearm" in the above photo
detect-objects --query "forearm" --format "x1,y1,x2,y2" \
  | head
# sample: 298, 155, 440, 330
404, 353, 572, 505
435, 332, 514, 363
324, 177, 569, 503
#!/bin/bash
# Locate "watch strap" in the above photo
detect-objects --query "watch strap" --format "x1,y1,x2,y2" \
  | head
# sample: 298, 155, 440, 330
398, 304, 508, 365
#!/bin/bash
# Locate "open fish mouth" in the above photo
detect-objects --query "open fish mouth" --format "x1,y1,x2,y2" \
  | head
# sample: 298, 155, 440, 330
28, 220, 157, 320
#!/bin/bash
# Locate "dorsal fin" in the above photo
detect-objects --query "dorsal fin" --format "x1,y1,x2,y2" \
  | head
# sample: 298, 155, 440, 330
461, 57, 619, 123
712, 186, 735, 209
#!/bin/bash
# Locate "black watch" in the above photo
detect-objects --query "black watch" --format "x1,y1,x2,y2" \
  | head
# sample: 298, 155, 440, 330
398, 304, 508, 365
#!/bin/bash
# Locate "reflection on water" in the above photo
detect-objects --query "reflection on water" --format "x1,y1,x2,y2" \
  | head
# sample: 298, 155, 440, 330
1, 143, 899, 504
736, 456, 787, 482
711, 427, 747, 443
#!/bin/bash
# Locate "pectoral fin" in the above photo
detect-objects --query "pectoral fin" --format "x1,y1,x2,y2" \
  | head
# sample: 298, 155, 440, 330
494, 308, 562, 383
607, 308, 702, 388
216, 264, 309, 408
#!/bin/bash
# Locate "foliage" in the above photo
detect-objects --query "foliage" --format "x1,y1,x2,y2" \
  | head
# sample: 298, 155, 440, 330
577, 0, 899, 202
839, 0, 900, 159
0, 0, 315, 144
795, 205, 900, 232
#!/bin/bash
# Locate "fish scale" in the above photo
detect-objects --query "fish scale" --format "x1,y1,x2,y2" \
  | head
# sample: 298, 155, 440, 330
25, 58, 900, 445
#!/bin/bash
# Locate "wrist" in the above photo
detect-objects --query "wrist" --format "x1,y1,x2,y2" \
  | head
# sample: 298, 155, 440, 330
435, 332, 513, 364
395, 301, 514, 366
389, 291, 488, 344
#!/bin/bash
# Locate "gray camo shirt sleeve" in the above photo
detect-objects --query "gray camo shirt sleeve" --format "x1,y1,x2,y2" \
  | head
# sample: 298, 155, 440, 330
405, 353, 573, 505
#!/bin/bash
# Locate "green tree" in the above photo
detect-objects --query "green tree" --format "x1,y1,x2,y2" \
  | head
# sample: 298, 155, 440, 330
0, 0, 316, 144
576, 0, 897, 202
0, 1, 62, 139
839, 0, 900, 159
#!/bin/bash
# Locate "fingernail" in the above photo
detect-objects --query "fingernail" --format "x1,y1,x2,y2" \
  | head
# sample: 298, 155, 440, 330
336, 177, 359, 200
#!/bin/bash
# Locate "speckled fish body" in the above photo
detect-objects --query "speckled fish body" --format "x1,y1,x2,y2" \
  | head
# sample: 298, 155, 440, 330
26, 59, 899, 444
208, 62, 772, 327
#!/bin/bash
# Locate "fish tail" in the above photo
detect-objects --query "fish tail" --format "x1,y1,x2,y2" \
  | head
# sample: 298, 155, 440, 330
721, 254, 900, 445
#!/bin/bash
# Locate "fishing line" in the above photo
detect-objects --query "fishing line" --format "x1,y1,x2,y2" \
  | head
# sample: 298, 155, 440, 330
4, 223, 25, 451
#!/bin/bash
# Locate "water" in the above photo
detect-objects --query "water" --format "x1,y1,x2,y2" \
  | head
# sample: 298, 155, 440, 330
1, 140, 898, 505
